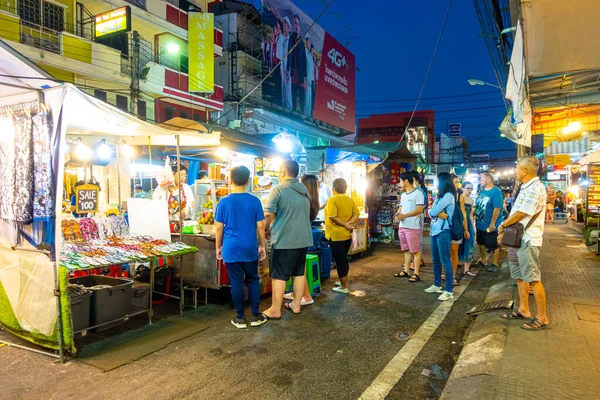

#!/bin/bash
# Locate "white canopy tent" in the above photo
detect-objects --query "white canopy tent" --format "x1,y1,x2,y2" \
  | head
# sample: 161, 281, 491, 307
0, 40, 218, 360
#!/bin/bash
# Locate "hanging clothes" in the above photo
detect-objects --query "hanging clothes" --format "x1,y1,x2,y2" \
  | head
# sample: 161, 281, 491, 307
12, 109, 35, 224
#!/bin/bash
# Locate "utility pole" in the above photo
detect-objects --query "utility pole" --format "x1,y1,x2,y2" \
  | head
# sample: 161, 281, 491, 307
130, 30, 141, 117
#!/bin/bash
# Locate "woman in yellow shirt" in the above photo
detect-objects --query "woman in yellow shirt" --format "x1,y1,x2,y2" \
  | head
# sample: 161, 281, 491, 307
325, 178, 359, 294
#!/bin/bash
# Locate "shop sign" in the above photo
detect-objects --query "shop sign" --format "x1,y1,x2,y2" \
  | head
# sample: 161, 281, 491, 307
449, 123, 461, 137
546, 154, 571, 166
188, 12, 215, 93
94, 6, 131, 39
76, 184, 100, 214
588, 164, 600, 209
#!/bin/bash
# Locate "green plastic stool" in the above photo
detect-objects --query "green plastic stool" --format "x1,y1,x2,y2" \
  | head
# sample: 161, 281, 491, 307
285, 254, 321, 295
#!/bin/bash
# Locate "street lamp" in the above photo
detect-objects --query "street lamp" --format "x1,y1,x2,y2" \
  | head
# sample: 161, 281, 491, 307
467, 79, 501, 89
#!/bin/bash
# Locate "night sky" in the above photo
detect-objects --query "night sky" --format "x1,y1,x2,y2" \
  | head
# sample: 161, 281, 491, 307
251, 0, 516, 160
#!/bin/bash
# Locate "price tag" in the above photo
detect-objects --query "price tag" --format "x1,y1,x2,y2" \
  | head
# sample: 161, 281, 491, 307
76, 184, 100, 214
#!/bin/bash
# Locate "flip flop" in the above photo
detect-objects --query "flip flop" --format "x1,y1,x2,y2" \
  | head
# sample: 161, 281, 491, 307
522, 317, 550, 331
261, 313, 281, 320
284, 303, 301, 315
465, 271, 478, 277
501, 311, 527, 320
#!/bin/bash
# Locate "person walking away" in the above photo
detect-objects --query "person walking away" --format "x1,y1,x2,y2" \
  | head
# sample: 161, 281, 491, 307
326, 178, 359, 294
215, 166, 268, 329
283, 174, 320, 306
460, 182, 477, 276
474, 172, 504, 272
393, 172, 425, 282
449, 174, 469, 286
546, 183, 557, 224
263, 160, 313, 318
499, 156, 549, 330
425, 173, 456, 301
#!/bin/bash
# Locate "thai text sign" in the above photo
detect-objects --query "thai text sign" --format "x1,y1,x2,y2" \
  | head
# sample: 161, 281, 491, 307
188, 12, 214, 93
95, 6, 131, 39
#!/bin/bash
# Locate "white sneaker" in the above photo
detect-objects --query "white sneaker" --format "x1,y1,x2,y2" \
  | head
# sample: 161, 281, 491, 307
437, 291, 454, 301
424, 285, 443, 294
335, 281, 341, 286
333, 286, 349, 294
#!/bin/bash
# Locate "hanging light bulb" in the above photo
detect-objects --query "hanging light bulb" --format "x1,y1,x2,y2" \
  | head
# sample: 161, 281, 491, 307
121, 141, 134, 158
96, 139, 111, 160
75, 140, 92, 161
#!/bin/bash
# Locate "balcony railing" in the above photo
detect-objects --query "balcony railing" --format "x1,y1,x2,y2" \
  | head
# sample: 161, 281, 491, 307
20, 23, 61, 54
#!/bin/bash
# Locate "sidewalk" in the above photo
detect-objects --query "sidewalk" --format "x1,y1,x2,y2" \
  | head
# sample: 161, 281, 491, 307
442, 223, 600, 400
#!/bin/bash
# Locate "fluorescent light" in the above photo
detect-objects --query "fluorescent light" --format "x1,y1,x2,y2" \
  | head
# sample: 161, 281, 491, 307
75, 142, 92, 161
97, 143, 111, 160
167, 43, 180, 54
563, 121, 581, 134
215, 147, 229, 159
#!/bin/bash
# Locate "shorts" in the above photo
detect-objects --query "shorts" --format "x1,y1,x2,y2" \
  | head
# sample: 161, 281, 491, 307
476, 229, 499, 252
270, 248, 307, 281
546, 203, 553, 211
399, 227, 421, 253
508, 241, 541, 283
451, 238, 463, 245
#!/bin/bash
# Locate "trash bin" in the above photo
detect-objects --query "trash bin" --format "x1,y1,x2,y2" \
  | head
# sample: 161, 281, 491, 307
69, 291, 92, 333
69, 275, 133, 332
131, 282, 150, 313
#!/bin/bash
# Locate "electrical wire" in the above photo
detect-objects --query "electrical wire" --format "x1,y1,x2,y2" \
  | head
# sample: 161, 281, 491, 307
401, 0, 454, 142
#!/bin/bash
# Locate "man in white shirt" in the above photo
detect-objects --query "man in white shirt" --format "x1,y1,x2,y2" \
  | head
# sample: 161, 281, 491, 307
317, 177, 333, 221
498, 156, 549, 331
394, 172, 425, 282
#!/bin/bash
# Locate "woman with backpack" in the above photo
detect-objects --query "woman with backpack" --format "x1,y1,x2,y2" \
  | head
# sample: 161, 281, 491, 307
424, 173, 456, 301
449, 174, 469, 286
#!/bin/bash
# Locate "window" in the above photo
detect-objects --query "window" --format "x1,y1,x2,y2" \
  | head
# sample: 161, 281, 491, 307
116, 95, 128, 112
164, 106, 174, 121
94, 90, 107, 102
19, 0, 65, 31
179, 111, 188, 120
137, 101, 147, 121
193, 114, 202, 123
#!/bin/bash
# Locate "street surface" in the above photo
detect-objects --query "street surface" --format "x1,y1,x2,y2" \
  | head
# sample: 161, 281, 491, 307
0, 238, 507, 399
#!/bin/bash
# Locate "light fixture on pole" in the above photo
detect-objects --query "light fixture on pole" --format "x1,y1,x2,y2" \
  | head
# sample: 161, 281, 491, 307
467, 79, 501, 89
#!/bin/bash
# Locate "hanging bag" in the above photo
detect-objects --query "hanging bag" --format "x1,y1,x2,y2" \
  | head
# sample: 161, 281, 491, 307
501, 209, 543, 248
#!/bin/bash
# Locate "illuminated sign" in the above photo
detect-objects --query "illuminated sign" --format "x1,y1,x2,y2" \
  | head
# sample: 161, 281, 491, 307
95, 6, 131, 39
188, 12, 214, 93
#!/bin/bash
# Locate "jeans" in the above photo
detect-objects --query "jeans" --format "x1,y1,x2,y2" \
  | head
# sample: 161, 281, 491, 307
329, 239, 352, 279
226, 261, 260, 318
431, 229, 454, 293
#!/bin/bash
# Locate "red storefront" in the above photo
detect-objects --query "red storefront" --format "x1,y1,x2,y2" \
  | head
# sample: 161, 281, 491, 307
358, 110, 435, 163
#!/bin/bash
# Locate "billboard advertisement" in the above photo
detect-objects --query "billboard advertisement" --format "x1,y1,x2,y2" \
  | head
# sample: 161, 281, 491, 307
94, 6, 131, 39
188, 12, 214, 93
261, 0, 356, 133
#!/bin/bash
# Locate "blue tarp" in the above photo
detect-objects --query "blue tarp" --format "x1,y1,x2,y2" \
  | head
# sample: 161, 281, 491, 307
326, 148, 382, 165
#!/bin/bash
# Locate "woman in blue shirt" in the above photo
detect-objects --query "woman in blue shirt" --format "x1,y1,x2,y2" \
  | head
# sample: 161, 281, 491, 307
425, 173, 456, 301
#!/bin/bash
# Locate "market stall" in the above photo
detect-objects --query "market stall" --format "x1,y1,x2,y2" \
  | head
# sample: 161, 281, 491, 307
0, 40, 218, 360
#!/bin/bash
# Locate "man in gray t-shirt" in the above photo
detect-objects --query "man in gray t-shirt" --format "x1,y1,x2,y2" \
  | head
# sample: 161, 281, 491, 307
262, 160, 313, 319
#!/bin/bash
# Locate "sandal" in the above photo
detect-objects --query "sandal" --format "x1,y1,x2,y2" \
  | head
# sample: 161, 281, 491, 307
409, 274, 420, 282
522, 318, 550, 331
453, 279, 460, 286
284, 302, 301, 315
501, 311, 527, 320
394, 271, 410, 278
465, 271, 477, 277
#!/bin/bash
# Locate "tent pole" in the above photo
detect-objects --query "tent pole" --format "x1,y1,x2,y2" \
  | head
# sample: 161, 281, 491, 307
52, 260, 65, 362
116, 138, 122, 211
177, 134, 184, 314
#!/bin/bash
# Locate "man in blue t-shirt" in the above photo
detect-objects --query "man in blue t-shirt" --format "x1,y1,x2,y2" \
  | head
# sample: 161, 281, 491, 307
215, 166, 267, 329
474, 172, 505, 272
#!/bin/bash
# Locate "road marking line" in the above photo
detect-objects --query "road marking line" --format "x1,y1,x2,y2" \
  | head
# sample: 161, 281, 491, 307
359, 275, 474, 400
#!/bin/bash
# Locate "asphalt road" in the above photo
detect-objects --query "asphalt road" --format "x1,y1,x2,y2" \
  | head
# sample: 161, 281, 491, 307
0, 242, 498, 400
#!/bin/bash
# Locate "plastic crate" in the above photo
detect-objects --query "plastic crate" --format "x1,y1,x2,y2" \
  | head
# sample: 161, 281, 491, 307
69, 291, 92, 333
131, 283, 150, 312
69, 275, 133, 332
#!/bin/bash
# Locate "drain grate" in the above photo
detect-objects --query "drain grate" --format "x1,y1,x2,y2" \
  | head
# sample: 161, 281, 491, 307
466, 299, 514, 316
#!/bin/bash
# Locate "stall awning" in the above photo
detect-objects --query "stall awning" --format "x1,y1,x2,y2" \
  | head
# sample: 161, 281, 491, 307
544, 137, 589, 155
579, 148, 600, 166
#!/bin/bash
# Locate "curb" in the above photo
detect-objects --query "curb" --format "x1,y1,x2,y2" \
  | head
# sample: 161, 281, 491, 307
440, 267, 515, 400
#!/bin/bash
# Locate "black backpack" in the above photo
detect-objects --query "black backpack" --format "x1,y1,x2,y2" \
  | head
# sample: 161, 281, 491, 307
449, 193, 464, 241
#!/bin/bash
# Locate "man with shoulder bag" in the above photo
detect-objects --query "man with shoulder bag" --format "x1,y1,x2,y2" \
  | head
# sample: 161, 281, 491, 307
498, 156, 549, 331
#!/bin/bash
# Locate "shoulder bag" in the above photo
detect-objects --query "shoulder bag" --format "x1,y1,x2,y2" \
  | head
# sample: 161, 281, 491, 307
501, 209, 543, 248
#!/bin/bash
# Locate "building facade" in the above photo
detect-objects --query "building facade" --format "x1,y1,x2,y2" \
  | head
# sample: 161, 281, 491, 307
0, 0, 225, 124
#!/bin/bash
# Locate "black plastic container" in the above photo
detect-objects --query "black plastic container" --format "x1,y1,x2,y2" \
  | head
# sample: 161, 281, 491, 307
69, 275, 133, 332
131, 283, 150, 312
69, 291, 92, 333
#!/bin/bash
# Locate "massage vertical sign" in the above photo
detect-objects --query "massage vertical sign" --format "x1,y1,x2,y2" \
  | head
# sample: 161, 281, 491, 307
76, 184, 100, 214
588, 163, 600, 211
188, 12, 214, 93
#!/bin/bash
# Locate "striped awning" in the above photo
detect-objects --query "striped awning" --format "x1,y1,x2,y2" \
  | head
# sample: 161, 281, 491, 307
544, 137, 589, 155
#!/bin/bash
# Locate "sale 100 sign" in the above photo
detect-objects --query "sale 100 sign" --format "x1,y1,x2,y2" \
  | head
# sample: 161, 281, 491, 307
312, 34, 356, 133
76, 184, 100, 214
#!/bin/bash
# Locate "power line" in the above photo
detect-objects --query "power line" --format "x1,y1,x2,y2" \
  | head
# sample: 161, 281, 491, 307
402, 0, 455, 141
